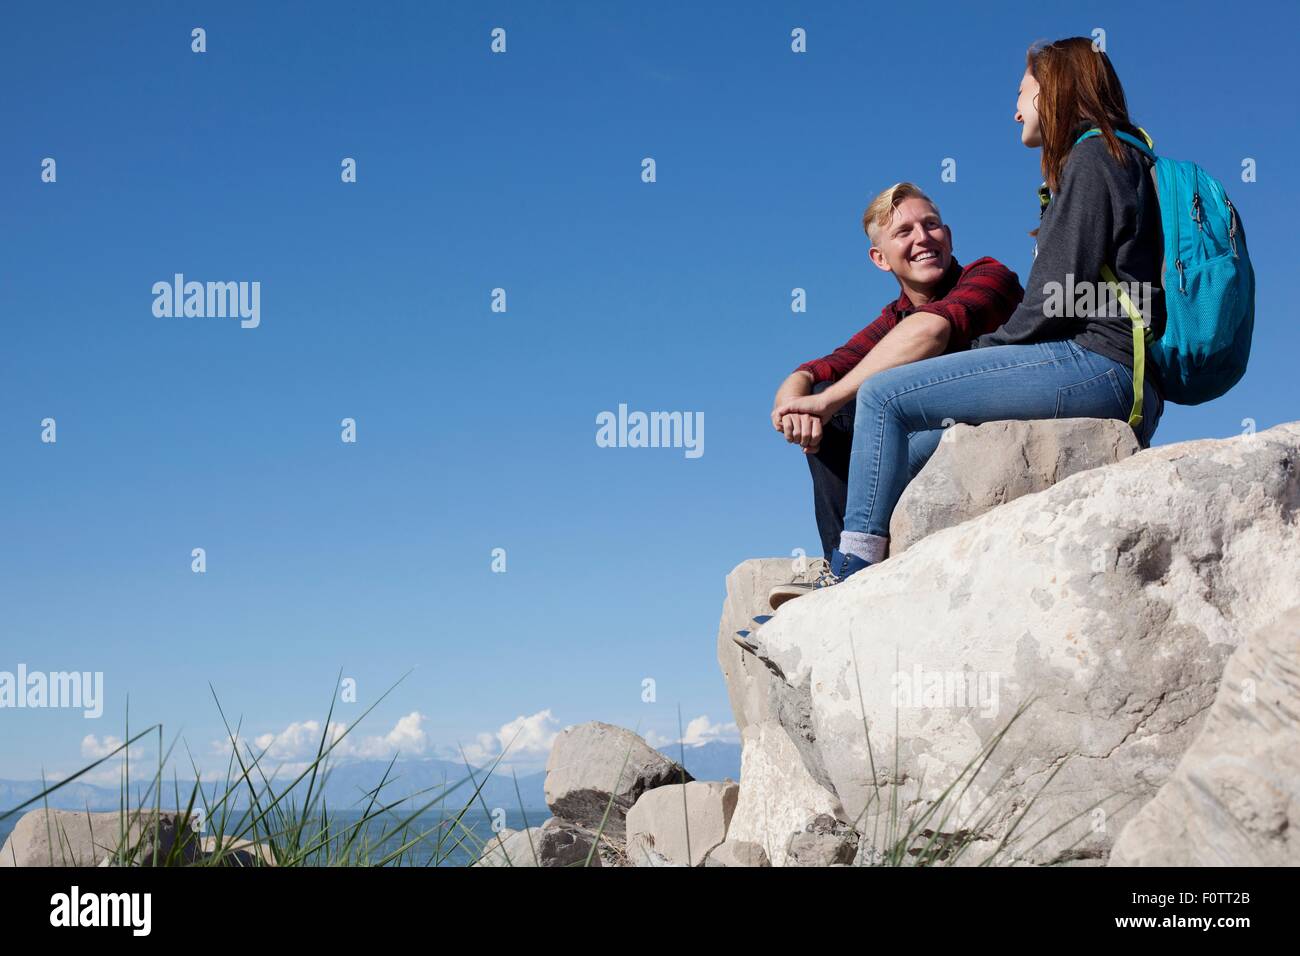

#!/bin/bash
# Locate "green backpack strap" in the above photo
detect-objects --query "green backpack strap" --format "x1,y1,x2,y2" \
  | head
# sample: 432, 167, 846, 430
1100, 264, 1145, 428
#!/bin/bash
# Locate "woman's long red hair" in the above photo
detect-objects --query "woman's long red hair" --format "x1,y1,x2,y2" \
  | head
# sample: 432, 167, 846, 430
1029, 38, 1140, 192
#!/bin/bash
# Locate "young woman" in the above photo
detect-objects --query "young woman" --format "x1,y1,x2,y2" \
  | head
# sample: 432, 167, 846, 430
774, 37, 1166, 591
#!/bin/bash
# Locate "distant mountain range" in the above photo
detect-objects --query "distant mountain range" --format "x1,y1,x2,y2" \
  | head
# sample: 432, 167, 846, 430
0, 740, 741, 818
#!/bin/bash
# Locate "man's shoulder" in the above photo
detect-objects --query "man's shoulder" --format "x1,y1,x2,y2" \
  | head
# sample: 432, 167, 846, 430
957, 255, 1013, 276
949, 256, 1021, 293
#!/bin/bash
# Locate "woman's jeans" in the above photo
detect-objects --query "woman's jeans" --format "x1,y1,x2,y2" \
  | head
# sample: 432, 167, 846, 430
844, 339, 1164, 539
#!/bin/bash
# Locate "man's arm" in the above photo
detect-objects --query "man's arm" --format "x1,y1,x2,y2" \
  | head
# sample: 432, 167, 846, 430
816, 311, 950, 413
773, 308, 894, 442
774, 368, 815, 408
775, 312, 950, 452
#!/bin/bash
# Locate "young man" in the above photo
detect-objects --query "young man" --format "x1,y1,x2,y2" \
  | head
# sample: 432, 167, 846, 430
766, 183, 1023, 611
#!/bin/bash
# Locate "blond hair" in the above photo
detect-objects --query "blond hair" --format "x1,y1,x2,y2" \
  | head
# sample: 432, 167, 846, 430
863, 183, 941, 244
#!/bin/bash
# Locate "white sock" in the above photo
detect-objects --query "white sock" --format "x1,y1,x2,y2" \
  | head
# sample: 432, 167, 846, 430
839, 531, 888, 565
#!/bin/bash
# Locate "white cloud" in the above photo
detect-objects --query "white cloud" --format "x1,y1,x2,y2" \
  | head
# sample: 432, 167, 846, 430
81, 734, 122, 759
348, 710, 429, 759
451, 709, 561, 768
211, 711, 430, 765
681, 715, 738, 746
645, 715, 738, 749
80, 734, 147, 761
68, 735, 155, 786
250, 719, 347, 760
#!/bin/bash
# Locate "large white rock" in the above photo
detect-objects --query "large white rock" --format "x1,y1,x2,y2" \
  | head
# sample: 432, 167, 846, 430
726, 721, 847, 866
890, 418, 1140, 554
717, 555, 830, 736
1110, 607, 1300, 866
724, 423, 1300, 864
625, 780, 739, 867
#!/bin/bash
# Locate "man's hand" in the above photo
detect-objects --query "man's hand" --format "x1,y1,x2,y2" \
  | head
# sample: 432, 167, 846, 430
771, 370, 820, 452
773, 393, 833, 455
774, 312, 951, 454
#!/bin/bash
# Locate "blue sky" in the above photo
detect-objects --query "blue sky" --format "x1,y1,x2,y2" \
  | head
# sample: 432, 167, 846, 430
2, 0, 1296, 785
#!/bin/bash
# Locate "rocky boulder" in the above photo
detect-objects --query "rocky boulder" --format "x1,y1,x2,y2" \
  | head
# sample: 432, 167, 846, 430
717, 556, 831, 738
889, 418, 1140, 554
625, 780, 739, 866
726, 719, 847, 866
1, 809, 199, 867
544, 721, 691, 839
475, 826, 546, 868
475, 817, 607, 867
722, 422, 1300, 864
1110, 607, 1300, 866
703, 839, 770, 867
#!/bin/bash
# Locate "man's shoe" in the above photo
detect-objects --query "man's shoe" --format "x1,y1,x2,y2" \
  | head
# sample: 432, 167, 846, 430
766, 557, 829, 611
767, 549, 870, 610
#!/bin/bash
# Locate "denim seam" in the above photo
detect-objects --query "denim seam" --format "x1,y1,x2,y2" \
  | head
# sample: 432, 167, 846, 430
1106, 368, 1129, 414
1053, 368, 1127, 419
1108, 361, 1159, 445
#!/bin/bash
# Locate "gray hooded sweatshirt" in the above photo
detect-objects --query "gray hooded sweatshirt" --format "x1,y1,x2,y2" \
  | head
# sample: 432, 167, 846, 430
972, 122, 1165, 394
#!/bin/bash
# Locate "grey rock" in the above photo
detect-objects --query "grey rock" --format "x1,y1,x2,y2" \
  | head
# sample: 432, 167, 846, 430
634, 847, 685, 867
726, 719, 848, 866
625, 780, 739, 867
544, 721, 690, 838
723, 423, 1300, 864
785, 813, 860, 866
0, 809, 199, 867
1110, 607, 1300, 865
889, 418, 1140, 554
703, 839, 771, 867
473, 825, 546, 868
534, 818, 604, 867
477, 817, 606, 867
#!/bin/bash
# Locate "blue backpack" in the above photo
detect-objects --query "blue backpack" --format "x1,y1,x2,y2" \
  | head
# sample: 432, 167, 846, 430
1074, 128, 1255, 424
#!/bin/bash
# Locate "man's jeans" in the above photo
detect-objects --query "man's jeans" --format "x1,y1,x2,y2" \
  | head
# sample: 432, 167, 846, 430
843, 339, 1164, 539
806, 382, 943, 560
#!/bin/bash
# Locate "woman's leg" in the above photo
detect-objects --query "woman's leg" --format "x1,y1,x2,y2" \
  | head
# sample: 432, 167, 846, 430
841, 339, 1144, 558
906, 428, 946, 479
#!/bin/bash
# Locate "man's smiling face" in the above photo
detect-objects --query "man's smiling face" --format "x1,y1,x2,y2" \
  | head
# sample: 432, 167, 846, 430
869, 196, 953, 290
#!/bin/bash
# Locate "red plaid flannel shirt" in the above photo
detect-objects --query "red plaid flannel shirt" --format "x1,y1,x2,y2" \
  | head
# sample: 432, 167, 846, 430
794, 256, 1024, 384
